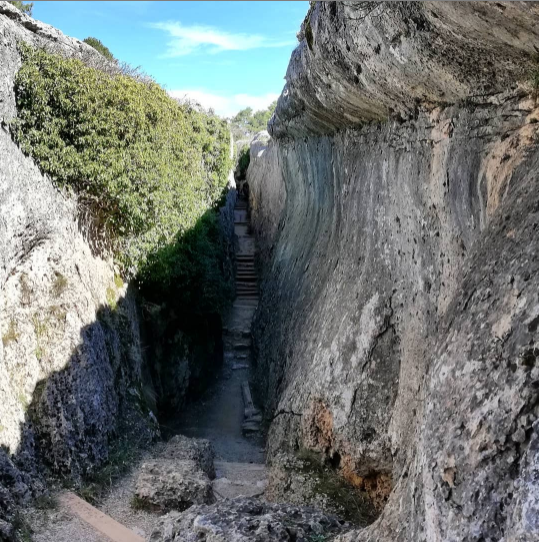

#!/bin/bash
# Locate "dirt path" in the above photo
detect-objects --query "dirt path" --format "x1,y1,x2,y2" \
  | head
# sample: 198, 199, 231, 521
171, 195, 266, 500
25, 194, 265, 541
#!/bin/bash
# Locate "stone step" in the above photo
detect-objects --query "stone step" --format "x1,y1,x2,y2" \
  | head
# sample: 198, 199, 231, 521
212, 461, 267, 500
58, 492, 144, 542
231, 363, 250, 371
223, 328, 251, 339
226, 342, 251, 352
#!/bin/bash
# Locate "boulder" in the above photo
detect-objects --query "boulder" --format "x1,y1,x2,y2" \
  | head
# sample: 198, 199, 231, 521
134, 459, 214, 513
161, 435, 215, 479
148, 497, 350, 542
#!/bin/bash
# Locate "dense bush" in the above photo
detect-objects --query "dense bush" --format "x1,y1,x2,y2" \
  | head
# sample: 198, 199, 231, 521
13, 44, 231, 286
83, 37, 115, 62
236, 146, 250, 180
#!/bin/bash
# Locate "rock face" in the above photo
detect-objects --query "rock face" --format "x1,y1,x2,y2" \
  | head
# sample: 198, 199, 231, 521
248, 1, 539, 540
0, 0, 161, 528
265, 452, 377, 526
270, 1, 539, 137
0, 4, 237, 532
149, 497, 350, 542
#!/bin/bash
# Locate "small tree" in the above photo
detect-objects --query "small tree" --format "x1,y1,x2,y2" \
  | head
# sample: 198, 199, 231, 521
83, 37, 115, 62
230, 101, 277, 139
8, 1, 33, 16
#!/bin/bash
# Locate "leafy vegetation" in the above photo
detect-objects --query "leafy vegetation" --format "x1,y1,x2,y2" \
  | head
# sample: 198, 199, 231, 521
12, 44, 232, 304
8, 1, 33, 16
83, 37, 115, 62
236, 145, 250, 180
229, 100, 277, 141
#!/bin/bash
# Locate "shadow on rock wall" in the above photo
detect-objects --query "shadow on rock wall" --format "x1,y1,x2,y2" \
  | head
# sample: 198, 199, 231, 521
0, 191, 237, 540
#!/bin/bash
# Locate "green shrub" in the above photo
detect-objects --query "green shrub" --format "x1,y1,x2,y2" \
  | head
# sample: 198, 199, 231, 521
229, 100, 276, 140
83, 37, 115, 62
8, 1, 33, 16
236, 146, 250, 180
140, 209, 233, 316
12, 44, 231, 286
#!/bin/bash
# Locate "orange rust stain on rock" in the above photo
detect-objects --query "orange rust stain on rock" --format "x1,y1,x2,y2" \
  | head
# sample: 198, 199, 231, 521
302, 399, 334, 451
302, 400, 392, 511
340, 454, 392, 512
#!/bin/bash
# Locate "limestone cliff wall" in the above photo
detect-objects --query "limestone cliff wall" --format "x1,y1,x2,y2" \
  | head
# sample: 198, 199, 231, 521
0, 3, 158, 526
248, 2, 539, 540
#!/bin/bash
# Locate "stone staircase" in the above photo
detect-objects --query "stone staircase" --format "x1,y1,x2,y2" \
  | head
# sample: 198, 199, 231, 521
211, 195, 266, 499
223, 195, 263, 435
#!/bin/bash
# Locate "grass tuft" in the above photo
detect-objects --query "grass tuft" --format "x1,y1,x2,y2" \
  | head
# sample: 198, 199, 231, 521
51, 273, 68, 298
2, 318, 20, 347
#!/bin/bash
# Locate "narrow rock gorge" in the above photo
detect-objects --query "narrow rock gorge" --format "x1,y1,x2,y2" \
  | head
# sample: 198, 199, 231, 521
248, 1, 539, 540
1, 1, 539, 541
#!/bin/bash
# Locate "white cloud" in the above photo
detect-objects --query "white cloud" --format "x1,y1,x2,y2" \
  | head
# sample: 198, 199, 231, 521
169, 89, 279, 118
150, 21, 295, 57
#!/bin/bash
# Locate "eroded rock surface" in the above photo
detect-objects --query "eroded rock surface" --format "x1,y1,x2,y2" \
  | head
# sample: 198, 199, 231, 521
248, 1, 539, 540
0, 1, 160, 531
149, 497, 350, 542
162, 435, 216, 479
133, 436, 216, 513
135, 459, 214, 513
265, 452, 377, 526
270, 1, 539, 137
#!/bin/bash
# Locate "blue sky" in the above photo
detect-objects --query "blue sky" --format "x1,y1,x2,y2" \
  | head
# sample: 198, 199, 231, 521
32, 1, 308, 117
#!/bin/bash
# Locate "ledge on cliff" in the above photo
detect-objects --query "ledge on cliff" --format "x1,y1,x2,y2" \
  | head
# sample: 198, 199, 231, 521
270, 1, 539, 137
